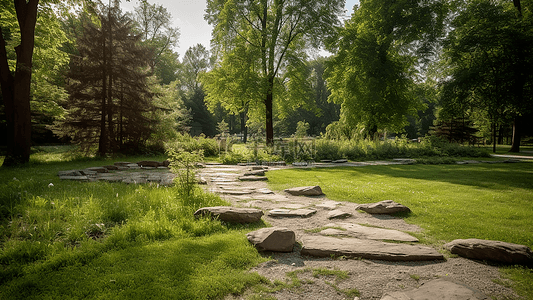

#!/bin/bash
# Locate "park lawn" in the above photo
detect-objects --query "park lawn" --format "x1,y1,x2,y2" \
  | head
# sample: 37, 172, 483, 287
0, 148, 267, 299
267, 162, 533, 298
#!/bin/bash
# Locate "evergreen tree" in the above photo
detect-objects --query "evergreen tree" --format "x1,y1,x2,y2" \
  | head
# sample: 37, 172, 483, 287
63, 3, 155, 155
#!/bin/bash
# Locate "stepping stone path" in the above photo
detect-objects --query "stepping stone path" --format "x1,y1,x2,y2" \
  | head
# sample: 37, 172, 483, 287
58, 160, 175, 185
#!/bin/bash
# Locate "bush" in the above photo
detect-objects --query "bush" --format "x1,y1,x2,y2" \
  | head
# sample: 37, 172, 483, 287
167, 133, 220, 157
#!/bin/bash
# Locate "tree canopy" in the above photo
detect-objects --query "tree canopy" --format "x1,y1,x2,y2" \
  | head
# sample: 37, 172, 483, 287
325, 0, 447, 137
204, 0, 344, 145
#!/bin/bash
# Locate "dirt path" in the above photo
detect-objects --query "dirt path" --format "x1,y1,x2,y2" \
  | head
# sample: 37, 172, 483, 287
199, 163, 520, 300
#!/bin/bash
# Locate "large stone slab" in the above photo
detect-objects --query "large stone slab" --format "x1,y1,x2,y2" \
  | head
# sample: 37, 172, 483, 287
444, 238, 533, 265
194, 206, 263, 223
320, 222, 419, 242
300, 235, 444, 261
59, 175, 89, 181
247, 227, 295, 252
268, 208, 317, 218
244, 170, 267, 176
239, 176, 268, 181
316, 200, 342, 210
284, 186, 324, 196
327, 210, 352, 219
356, 200, 411, 214
58, 170, 83, 176
381, 278, 488, 300
85, 167, 108, 173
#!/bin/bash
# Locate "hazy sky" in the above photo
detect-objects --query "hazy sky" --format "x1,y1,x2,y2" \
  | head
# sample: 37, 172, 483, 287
122, 0, 360, 58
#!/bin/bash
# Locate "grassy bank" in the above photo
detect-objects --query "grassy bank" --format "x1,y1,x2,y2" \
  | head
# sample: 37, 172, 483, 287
0, 147, 266, 299
267, 162, 533, 298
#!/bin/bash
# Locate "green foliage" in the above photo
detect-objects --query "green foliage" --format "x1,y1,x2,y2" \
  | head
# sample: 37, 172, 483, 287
167, 148, 204, 198
326, 0, 447, 136
313, 136, 489, 161
166, 133, 220, 157
294, 121, 310, 138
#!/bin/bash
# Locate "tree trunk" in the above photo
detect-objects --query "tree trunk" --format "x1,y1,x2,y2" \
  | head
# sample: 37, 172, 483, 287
265, 76, 274, 146
0, 0, 39, 166
492, 120, 496, 153
240, 103, 248, 143
510, 115, 521, 153
98, 31, 108, 157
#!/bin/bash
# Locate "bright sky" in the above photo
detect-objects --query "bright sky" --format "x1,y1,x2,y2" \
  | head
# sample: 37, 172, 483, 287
122, 0, 360, 58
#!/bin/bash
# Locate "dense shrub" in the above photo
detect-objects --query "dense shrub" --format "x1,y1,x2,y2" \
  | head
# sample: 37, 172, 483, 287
166, 133, 220, 157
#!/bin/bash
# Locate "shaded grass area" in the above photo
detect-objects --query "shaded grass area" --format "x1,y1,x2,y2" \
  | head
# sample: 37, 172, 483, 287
0, 148, 267, 299
267, 162, 533, 298
1, 232, 265, 300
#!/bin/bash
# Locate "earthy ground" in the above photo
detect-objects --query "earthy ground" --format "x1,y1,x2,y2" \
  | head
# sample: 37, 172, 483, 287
198, 163, 521, 300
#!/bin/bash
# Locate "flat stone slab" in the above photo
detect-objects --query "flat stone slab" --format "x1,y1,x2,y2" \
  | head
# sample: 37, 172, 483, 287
58, 170, 83, 176
327, 210, 352, 219
268, 208, 317, 218
239, 176, 268, 181
300, 235, 444, 261
85, 167, 108, 173
284, 186, 324, 196
381, 278, 488, 300
244, 170, 267, 176
257, 188, 274, 194
320, 223, 419, 242
194, 206, 263, 223
357, 200, 411, 214
217, 190, 254, 195
59, 175, 89, 181
445, 238, 533, 265
316, 200, 342, 210
247, 227, 295, 252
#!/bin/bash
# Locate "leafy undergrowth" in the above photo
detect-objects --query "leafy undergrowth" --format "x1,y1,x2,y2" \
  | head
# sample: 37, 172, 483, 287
0, 148, 267, 299
267, 162, 533, 298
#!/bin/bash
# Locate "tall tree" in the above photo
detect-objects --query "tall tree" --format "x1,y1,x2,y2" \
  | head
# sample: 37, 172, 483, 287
64, 3, 154, 155
179, 44, 215, 137
205, 0, 344, 145
439, 0, 533, 152
326, 0, 447, 137
133, 0, 180, 84
0, 0, 40, 166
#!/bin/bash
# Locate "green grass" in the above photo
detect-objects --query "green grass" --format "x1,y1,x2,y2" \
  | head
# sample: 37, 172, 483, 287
267, 162, 533, 298
0, 147, 267, 299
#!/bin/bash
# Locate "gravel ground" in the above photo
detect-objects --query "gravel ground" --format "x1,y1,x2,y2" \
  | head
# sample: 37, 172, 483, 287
199, 164, 521, 300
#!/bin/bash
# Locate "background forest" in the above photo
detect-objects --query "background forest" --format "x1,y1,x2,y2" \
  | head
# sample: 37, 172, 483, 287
1, 0, 532, 165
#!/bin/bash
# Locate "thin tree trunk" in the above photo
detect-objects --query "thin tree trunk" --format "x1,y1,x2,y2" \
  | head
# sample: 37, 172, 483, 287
510, 116, 521, 152
99, 25, 108, 157
1, 0, 39, 166
265, 76, 274, 146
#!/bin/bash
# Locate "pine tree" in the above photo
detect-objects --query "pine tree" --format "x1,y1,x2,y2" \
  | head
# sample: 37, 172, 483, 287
64, 4, 155, 155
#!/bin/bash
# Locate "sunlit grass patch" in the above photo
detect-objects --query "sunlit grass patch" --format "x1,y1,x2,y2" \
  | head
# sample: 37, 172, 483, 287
267, 162, 533, 298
